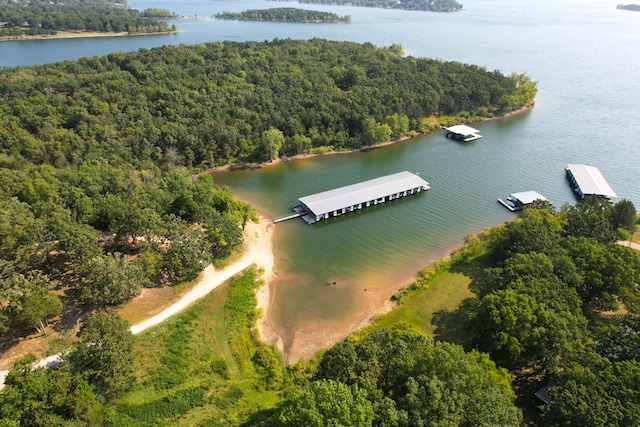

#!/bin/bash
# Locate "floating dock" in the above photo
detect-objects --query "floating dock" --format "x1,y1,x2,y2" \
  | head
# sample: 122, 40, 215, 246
498, 191, 548, 211
443, 125, 482, 142
274, 171, 430, 224
565, 164, 617, 201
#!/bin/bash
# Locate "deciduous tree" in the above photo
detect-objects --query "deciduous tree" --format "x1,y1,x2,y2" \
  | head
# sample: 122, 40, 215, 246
66, 312, 135, 399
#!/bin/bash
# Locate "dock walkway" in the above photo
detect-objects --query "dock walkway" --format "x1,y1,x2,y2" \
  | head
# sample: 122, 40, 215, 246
273, 212, 303, 223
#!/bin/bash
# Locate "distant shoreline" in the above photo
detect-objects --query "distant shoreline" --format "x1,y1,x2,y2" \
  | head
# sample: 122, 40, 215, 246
0, 29, 177, 43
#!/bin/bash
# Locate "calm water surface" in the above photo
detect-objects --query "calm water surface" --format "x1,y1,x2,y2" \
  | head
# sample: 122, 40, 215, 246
2, 0, 639, 357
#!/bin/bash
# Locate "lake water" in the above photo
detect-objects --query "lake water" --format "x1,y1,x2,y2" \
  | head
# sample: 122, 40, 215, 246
2, 0, 639, 360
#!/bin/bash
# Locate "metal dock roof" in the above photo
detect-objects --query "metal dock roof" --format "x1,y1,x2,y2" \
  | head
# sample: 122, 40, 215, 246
510, 191, 548, 204
298, 171, 429, 216
566, 164, 617, 199
443, 125, 480, 136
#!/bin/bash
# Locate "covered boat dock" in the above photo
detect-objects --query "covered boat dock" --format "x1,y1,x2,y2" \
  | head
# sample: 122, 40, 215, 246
565, 164, 617, 201
498, 191, 548, 212
291, 171, 430, 224
443, 125, 482, 142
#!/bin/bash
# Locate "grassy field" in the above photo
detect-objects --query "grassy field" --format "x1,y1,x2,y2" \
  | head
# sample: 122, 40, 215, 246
357, 232, 491, 344
368, 267, 473, 336
114, 267, 285, 426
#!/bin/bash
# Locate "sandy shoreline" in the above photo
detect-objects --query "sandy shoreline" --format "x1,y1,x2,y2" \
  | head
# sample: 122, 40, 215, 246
0, 30, 176, 43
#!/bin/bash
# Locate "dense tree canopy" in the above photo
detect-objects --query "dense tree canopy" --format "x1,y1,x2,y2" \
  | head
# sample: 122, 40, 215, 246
274, 379, 375, 426
0, 269, 62, 334
455, 198, 640, 424
0, 39, 536, 168
215, 8, 351, 23
0, 313, 136, 425
65, 312, 135, 399
297, 328, 522, 426
0, 354, 111, 426
0, 0, 174, 37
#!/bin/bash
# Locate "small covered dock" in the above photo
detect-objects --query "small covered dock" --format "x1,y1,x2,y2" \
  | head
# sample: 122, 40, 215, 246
295, 171, 430, 224
443, 125, 482, 142
565, 164, 617, 201
498, 191, 548, 211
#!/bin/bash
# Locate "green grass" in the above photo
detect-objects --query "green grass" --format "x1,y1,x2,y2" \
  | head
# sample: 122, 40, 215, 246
370, 267, 473, 335
114, 266, 285, 426
356, 232, 493, 345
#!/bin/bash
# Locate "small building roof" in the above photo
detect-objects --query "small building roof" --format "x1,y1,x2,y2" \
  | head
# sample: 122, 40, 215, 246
534, 386, 552, 406
443, 125, 480, 136
511, 191, 547, 205
299, 171, 429, 216
566, 164, 617, 198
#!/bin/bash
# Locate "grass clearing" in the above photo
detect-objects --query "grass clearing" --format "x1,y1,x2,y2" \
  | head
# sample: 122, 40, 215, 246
354, 254, 483, 348
371, 268, 473, 335
112, 233, 494, 425
115, 267, 284, 426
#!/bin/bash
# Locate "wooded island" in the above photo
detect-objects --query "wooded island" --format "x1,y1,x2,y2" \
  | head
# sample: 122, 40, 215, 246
215, 8, 351, 23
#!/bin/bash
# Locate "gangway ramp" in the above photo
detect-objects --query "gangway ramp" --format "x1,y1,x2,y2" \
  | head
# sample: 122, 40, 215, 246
272, 212, 303, 223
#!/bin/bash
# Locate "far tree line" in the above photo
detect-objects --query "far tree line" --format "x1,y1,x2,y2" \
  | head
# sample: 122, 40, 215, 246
0, 39, 536, 168
297, 0, 463, 12
215, 8, 351, 23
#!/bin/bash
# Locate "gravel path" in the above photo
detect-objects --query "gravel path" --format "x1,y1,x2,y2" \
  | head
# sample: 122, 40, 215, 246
0, 218, 275, 389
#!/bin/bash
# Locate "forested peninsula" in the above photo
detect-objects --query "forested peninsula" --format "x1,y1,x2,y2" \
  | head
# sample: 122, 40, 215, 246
215, 8, 351, 23
297, 0, 462, 12
1, 39, 535, 168
0, 0, 176, 39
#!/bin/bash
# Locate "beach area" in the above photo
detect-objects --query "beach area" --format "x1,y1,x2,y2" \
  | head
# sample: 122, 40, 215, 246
0, 30, 176, 42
